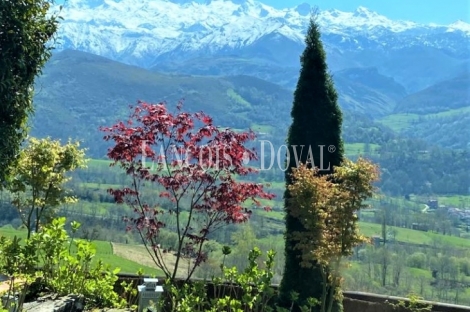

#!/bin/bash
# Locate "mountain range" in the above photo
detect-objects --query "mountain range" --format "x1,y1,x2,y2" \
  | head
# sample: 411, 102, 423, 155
53, 0, 470, 92
31, 49, 470, 156
32, 50, 293, 157
28, 0, 470, 154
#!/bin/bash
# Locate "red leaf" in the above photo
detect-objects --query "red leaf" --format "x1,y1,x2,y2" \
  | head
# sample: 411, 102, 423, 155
100, 100, 275, 271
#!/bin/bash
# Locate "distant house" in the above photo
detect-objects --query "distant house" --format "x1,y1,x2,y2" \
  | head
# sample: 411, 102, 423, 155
371, 235, 384, 247
428, 199, 438, 210
411, 223, 428, 232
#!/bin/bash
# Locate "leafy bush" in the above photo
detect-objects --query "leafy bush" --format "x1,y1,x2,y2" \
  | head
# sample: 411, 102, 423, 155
0, 217, 125, 310
406, 252, 427, 269
387, 293, 432, 312
157, 247, 318, 312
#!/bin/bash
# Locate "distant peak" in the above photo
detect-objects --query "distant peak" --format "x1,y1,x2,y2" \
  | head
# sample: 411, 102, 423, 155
447, 19, 470, 34
323, 8, 341, 17
451, 19, 469, 25
353, 6, 377, 18
204, 0, 253, 5
170, 0, 196, 4
355, 6, 371, 13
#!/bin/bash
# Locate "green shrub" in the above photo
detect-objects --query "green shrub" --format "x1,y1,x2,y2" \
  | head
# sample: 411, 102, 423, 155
158, 247, 318, 312
0, 217, 126, 310
406, 252, 427, 269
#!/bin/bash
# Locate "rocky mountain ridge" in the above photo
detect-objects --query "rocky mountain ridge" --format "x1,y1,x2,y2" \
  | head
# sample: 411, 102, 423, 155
52, 0, 469, 92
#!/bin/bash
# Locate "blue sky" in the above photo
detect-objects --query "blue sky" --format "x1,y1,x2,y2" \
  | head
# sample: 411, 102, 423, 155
56, 0, 470, 24
268, 0, 470, 24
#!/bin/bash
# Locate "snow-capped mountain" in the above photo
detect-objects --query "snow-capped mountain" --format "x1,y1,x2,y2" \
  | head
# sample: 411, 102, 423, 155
52, 0, 470, 91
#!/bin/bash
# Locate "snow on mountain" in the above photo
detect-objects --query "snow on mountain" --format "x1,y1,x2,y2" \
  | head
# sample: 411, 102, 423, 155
447, 20, 470, 34
316, 6, 418, 33
52, 0, 470, 68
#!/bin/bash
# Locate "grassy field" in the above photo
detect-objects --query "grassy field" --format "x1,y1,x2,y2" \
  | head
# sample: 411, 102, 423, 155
344, 261, 470, 303
72, 161, 470, 252
358, 221, 470, 248
69, 201, 119, 216
378, 106, 470, 133
226, 88, 251, 110
86, 158, 115, 169
427, 106, 470, 118
378, 113, 419, 132
112, 243, 189, 277
0, 226, 161, 275
87, 140, 380, 172
251, 124, 275, 134
79, 182, 122, 190
252, 204, 470, 250
345, 143, 380, 156
436, 195, 470, 207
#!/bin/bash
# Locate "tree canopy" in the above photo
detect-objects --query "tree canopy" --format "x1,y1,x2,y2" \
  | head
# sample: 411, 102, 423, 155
8, 137, 87, 238
0, 0, 60, 184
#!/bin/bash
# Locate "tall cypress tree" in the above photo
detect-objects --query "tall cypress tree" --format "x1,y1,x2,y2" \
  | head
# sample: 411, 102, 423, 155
278, 15, 344, 312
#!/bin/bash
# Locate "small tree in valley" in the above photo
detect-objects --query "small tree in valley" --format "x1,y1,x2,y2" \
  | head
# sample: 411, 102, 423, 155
288, 158, 379, 312
101, 100, 274, 281
8, 137, 87, 239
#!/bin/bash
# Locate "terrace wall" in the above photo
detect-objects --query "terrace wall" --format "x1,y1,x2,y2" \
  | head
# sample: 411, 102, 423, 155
115, 274, 470, 312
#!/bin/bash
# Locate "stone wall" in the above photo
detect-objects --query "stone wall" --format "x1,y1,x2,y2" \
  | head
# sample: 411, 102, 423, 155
115, 274, 470, 312
12, 279, 470, 312
22, 295, 84, 312
343, 292, 470, 312
343, 297, 400, 312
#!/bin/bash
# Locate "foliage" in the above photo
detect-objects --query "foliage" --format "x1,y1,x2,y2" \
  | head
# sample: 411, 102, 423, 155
228, 223, 259, 272
158, 247, 316, 312
0, 234, 37, 311
287, 158, 379, 312
30, 217, 124, 308
119, 268, 144, 310
7, 137, 87, 238
31, 50, 293, 158
394, 72, 468, 115
222, 245, 232, 268
387, 294, 432, 312
210, 248, 276, 312
279, 12, 345, 312
3, 149, 466, 305
372, 138, 470, 196
155, 246, 323, 312
0, 0, 60, 184
28, 50, 470, 197
101, 100, 274, 282
0, 218, 125, 309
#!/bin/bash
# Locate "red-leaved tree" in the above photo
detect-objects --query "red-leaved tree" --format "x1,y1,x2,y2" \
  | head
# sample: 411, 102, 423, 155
101, 100, 274, 281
